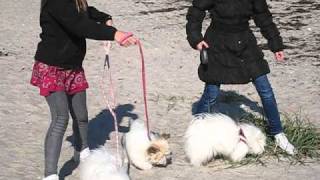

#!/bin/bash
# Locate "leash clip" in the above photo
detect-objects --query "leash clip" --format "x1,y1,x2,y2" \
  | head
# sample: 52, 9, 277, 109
103, 41, 112, 69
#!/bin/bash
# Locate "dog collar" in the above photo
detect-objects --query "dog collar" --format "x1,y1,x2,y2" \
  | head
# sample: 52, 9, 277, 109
239, 128, 248, 144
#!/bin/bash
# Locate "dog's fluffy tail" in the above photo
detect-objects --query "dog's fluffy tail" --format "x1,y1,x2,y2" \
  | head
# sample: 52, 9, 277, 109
185, 116, 216, 166
80, 147, 130, 180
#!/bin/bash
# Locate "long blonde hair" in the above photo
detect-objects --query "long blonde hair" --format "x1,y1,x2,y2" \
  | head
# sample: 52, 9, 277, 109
75, 0, 87, 11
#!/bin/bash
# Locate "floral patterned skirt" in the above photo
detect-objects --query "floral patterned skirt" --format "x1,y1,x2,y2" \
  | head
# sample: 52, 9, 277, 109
30, 61, 89, 96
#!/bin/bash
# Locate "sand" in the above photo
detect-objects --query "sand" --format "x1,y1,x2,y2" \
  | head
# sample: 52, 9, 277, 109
0, 0, 319, 179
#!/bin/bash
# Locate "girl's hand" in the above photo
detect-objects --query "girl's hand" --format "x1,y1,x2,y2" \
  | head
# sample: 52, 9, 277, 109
114, 31, 137, 47
274, 51, 285, 62
196, 41, 209, 51
106, 19, 113, 26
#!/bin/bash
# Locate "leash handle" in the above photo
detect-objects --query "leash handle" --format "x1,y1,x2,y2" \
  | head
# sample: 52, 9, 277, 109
200, 47, 209, 65
119, 32, 134, 46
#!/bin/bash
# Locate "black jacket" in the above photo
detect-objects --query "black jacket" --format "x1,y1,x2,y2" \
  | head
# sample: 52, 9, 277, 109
186, 0, 284, 84
35, 0, 117, 69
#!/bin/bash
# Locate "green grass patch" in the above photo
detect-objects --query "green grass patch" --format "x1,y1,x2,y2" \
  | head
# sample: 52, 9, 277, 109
235, 112, 320, 166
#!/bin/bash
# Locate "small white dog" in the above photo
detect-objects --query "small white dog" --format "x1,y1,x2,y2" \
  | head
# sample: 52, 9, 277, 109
79, 147, 130, 180
124, 119, 172, 170
185, 113, 266, 166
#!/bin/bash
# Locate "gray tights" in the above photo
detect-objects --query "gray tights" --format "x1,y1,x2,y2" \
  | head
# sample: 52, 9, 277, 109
44, 91, 88, 177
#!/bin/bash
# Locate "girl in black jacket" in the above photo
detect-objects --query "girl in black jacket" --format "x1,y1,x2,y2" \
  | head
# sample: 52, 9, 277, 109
186, 0, 295, 155
31, 1, 137, 179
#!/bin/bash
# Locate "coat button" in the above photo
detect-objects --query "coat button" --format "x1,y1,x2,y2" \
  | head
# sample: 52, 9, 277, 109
238, 41, 241, 44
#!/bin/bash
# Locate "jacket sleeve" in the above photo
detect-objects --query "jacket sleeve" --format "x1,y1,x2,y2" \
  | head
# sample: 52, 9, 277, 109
47, 0, 117, 40
252, 0, 284, 52
87, 6, 112, 24
186, 0, 214, 49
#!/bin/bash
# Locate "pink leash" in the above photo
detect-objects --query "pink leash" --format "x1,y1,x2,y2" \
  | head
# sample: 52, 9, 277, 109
137, 40, 152, 141
239, 128, 248, 144
100, 33, 152, 168
119, 33, 152, 140
100, 41, 121, 167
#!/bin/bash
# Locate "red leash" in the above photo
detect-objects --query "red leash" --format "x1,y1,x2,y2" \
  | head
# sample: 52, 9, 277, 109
136, 40, 152, 140
239, 128, 247, 144
114, 33, 152, 141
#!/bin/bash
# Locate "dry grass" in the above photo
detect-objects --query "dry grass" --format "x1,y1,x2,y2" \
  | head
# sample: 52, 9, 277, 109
230, 112, 320, 167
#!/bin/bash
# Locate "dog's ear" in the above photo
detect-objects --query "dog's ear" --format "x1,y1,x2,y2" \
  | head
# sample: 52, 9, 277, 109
147, 145, 160, 155
160, 133, 170, 140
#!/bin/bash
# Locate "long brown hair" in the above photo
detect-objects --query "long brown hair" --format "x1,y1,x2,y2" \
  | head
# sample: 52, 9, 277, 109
75, 0, 87, 11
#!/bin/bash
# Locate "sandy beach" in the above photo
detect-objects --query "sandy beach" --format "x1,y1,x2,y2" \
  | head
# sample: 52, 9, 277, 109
0, 0, 319, 179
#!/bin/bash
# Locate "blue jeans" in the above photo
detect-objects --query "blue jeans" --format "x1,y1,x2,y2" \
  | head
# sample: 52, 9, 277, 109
196, 75, 283, 135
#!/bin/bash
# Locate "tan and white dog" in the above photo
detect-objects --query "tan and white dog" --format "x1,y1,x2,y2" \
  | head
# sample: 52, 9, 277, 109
124, 119, 172, 170
185, 113, 266, 166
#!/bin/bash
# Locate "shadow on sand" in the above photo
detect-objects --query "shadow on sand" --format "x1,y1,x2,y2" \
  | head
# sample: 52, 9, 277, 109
192, 90, 264, 121
59, 104, 138, 179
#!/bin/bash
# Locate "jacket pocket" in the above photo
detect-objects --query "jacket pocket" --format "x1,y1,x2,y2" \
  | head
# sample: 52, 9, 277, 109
241, 33, 265, 63
208, 34, 244, 68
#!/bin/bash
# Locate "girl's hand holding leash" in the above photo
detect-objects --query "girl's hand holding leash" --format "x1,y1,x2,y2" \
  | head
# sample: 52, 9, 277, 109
274, 51, 285, 62
197, 41, 209, 51
105, 20, 137, 47
114, 31, 137, 47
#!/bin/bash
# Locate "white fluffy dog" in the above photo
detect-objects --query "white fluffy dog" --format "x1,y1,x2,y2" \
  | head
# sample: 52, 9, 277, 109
124, 119, 172, 170
185, 113, 266, 166
80, 147, 130, 180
